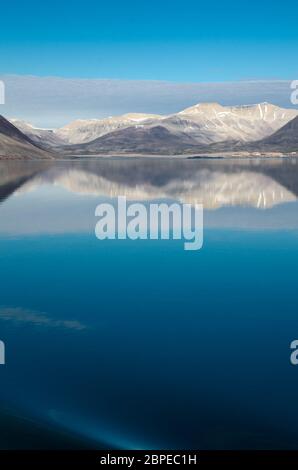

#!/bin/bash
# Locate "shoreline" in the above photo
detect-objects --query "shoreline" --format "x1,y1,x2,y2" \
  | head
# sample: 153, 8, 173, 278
1, 153, 298, 161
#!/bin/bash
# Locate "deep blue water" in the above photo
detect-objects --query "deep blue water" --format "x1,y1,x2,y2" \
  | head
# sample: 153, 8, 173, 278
0, 159, 298, 449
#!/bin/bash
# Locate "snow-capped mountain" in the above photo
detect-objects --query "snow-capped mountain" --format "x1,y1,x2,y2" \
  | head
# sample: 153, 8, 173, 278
54, 113, 163, 144
9, 102, 298, 155
174, 102, 298, 143
54, 102, 298, 146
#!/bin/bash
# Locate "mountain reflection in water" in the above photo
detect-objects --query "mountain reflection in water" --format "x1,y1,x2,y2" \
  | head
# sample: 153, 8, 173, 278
1, 158, 298, 208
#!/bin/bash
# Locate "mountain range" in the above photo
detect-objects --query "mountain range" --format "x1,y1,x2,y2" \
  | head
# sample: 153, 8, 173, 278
1, 101, 298, 158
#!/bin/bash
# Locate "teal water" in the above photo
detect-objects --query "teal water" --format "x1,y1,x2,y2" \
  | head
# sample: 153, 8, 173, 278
0, 159, 298, 449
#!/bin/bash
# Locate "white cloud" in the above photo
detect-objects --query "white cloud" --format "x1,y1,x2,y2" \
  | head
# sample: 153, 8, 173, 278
0, 75, 296, 128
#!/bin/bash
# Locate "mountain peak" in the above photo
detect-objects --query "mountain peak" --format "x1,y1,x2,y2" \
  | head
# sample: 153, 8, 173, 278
121, 113, 162, 121
179, 102, 225, 115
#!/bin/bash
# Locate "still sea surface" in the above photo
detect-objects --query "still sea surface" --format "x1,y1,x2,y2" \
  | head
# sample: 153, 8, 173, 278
0, 158, 298, 449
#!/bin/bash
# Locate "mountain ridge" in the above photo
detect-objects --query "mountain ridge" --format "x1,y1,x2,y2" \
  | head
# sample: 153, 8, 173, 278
10, 101, 298, 147
0, 115, 55, 160
3, 101, 298, 158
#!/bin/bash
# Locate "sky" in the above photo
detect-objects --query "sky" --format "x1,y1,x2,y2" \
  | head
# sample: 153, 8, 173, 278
1, 0, 298, 82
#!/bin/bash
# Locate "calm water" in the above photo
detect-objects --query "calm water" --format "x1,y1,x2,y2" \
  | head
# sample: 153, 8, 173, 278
0, 158, 298, 449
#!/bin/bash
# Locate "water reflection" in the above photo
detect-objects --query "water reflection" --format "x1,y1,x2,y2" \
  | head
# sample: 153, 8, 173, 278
0, 158, 298, 235
1, 158, 298, 208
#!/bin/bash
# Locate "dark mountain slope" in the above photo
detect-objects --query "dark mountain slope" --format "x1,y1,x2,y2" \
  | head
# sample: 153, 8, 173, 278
243, 116, 298, 153
61, 125, 200, 155
0, 115, 54, 159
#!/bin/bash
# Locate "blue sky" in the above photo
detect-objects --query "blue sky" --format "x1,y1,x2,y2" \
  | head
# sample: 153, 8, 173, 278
0, 0, 298, 81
